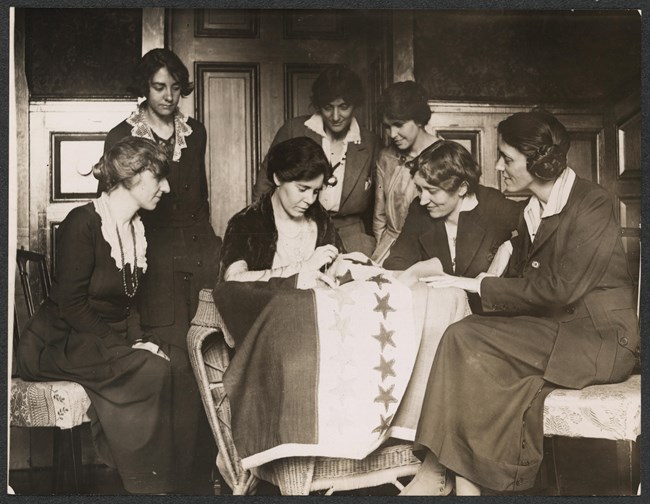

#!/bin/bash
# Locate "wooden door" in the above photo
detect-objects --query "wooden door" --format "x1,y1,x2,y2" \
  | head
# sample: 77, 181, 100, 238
169, 9, 389, 237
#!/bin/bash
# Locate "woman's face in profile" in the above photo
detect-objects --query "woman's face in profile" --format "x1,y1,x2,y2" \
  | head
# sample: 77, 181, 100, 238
273, 174, 325, 219
413, 172, 467, 220
128, 170, 171, 211
383, 116, 421, 152
496, 134, 535, 193
320, 98, 355, 138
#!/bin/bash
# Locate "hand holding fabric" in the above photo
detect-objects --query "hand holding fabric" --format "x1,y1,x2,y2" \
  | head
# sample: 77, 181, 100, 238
303, 244, 339, 272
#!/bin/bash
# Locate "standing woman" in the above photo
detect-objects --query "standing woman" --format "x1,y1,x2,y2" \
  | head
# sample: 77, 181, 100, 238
103, 48, 220, 493
253, 65, 380, 256
18, 137, 174, 494
402, 110, 639, 495
371, 81, 440, 264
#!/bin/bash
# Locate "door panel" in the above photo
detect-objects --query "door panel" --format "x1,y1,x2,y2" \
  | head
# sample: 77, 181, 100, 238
171, 8, 382, 237
195, 63, 260, 235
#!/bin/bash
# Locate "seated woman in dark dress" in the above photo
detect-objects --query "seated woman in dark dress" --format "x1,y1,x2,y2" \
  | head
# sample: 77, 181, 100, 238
17, 137, 177, 494
220, 136, 342, 288
384, 140, 521, 311
402, 110, 639, 495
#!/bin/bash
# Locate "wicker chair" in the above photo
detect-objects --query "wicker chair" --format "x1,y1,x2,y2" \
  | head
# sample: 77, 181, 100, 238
187, 288, 421, 495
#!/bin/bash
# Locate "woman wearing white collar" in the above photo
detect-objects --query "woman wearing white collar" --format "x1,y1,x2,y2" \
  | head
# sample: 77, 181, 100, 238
403, 110, 638, 496
385, 140, 521, 313
103, 48, 220, 494
253, 65, 380, 256
18, 138, 176, 494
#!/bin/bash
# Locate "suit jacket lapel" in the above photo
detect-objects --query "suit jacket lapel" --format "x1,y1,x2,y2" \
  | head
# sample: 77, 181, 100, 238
455, 212, 486, 276
529, 214, 560, 256
419, 222, 454, 274
339, 142, 368, 211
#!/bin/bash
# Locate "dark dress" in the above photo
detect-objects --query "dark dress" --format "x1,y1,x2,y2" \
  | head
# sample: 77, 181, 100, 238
104, 107, 220, 492
17, 203, 174, 494
414, 177, 639, 491
384, 185, 521, 312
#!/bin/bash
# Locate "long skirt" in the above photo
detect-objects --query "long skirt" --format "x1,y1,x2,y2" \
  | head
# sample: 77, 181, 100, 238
17, 305, 175, 494
414, 314, 559, 491
139, 223, 220, 493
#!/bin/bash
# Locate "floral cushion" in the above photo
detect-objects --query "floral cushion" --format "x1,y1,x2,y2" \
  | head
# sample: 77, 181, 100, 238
543, 374, 640, 441
10, 378, 91, 430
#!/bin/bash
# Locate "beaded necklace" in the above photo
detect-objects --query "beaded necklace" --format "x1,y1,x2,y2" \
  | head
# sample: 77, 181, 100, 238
115, 222, 139, 298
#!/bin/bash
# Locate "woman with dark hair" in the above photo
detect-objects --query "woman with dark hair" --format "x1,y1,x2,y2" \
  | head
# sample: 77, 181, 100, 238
372, 81, 440, 264
252, 65, 380, 256
18, 137, 176, 494
401, 110, 638, 495
384, 140, 520, 312
103, 47, 220, 494
220, 136, 341, 285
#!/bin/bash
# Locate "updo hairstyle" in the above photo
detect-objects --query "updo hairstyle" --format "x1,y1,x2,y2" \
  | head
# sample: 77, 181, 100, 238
497, 108, 571, 181
379, 80, 431, 126
127, 48, 194, 98
411, 140, 481, 195
93, 136, 169, 192
267, 137, 334, 186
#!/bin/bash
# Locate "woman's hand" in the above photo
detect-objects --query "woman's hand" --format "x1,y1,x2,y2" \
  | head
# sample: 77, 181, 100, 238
302, 244, 339, 271
297, 270, 337, 290
424, 273, 493, 294
395, 257, 444, 286
132, 341, 170, 361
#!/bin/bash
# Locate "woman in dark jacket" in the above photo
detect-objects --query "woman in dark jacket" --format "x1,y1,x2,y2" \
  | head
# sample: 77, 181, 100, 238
402, 110, 638, 496
384, 140, 521, 312
102, 48, 220, 493
220, 137, 342, 287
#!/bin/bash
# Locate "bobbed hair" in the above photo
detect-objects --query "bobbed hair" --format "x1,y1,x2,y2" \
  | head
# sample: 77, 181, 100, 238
411, 140, 481, 195
267, 137, 333, 186
311, 64, 364, 110
497, 108, 570, 181
380, 81, 431, 126
127, 48, 194, 98
93, 136, 169, 192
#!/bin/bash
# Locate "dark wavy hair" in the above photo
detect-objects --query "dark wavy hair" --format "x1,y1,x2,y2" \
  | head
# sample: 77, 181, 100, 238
311, 65, 364, 110
267, 137, 333, 185
380, 81, 431, 126
93, 137, 169, 192
411, 140, 481, 195
127, 48, 194, 98
497, 108, 570, 181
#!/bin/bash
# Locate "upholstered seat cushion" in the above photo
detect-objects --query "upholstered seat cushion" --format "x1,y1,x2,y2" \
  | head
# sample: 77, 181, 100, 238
543, 374, 640, 441
10, 378, 91, 430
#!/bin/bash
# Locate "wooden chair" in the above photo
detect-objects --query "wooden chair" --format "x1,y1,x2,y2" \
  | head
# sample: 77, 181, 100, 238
10, 249, 91, 493
541, 230, 641, 495
187, 289, 421, 495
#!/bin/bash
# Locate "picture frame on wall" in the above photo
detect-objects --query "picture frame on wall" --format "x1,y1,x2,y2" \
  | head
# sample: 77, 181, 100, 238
51, 133, 105, 201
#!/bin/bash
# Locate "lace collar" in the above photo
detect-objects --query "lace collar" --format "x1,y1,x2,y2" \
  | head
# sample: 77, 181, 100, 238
93, 193, 148, 273
126, 102, 193, 162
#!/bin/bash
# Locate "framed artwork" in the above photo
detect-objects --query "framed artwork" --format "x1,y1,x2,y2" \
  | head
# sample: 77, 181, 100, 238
25, 9, 142, 99
435, 129, 481, 166
51, 133, 105, 201
283, 10, 345, 39
195, 9, 259, 38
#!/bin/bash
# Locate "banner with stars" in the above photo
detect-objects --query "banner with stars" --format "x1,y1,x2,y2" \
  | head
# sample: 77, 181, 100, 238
228, 261, 418, 471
